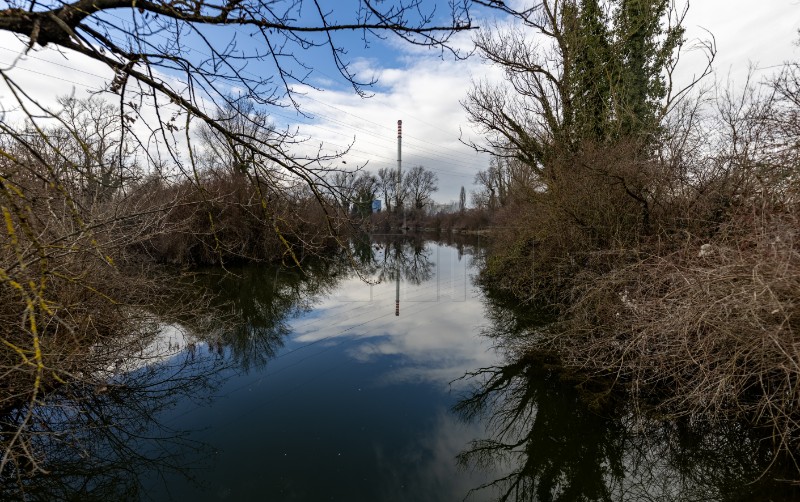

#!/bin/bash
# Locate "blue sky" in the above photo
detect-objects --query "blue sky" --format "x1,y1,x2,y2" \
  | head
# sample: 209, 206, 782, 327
0, 0, 798, 203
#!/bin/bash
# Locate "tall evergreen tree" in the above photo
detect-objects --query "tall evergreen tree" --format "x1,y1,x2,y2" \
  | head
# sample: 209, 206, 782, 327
568, 0, 615, 144
612, 0, 684, 140
464, 0, 703, 241
467, 0, 687, 166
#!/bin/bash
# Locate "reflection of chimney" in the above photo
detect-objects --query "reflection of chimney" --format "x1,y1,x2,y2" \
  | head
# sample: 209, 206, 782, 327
395, 267, 400, 316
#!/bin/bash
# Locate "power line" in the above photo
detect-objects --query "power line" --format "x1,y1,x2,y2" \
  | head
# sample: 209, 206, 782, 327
1, 41, 488, 179
57, 12, 489, 171
0, 58, 101, 90
288, 104, 488, 170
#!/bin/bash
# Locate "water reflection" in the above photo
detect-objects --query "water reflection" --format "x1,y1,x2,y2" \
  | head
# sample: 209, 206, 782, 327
455, 295, 800, 501
9, 235, 800, 501
289, 237, 495, 390
187, 258, 346, 370
3, 236, 496, 500
1, 352, 224, 501
1, 259, 349, 499
351, 234, 436, 286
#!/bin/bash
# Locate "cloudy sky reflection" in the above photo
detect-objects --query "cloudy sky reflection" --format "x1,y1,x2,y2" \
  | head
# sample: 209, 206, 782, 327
288, 244, 497, 391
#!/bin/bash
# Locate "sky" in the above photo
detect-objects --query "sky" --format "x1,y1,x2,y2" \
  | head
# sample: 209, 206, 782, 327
0, 0, 798, 203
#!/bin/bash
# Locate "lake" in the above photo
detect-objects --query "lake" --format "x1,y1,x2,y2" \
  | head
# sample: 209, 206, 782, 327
10, 236, 800, 500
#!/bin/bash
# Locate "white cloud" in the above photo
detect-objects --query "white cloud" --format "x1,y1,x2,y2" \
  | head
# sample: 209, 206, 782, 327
288, 53, 499, 202
285, 1, 800, 203
682, 0, 798, 78
0, 32, 196, 175
1, 3, 797, 201
0, 32, 114, 116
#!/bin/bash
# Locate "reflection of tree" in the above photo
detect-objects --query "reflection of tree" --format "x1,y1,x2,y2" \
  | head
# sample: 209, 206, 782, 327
351, 235, 435, 286
1, 256, 349, 499
1, 353, 224, 500
183, 258, 346, 371
455, 328, 800, 501
455, 353, 624, 502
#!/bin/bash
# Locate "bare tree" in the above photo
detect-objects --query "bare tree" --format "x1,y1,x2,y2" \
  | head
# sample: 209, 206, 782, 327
377, 166, 405, 213
473, 153, 540, 210
56, 96, 142, 200
463, 0, 714, 213
329, 170, 359, 212
0, 0, 484, 184
0, 0, 492, 260
0, 0, 512, 485
403, 165, 438, 212
352, 171, 378, 217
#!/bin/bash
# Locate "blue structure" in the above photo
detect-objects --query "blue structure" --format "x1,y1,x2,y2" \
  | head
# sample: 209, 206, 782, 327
372, 200, 381, 213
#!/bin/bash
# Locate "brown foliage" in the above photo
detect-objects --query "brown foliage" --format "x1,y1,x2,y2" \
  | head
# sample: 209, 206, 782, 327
0, 109, 347, 481
480, 64, 800, 460
547, 205, 799, 450
135, 170, 341, 266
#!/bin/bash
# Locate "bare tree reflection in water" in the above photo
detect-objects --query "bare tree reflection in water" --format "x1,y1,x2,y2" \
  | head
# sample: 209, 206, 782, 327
452, 288, 800, 501
454, 351, 800, 501
455, 353, 622, 502
2, 237, 484, 500
0, 350, 228, 501
186, 258, 348, 371
0, 256, 351, 499
351, 234, 436, 287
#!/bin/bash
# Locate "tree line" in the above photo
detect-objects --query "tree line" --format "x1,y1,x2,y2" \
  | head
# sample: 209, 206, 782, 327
329, 164, 439, 218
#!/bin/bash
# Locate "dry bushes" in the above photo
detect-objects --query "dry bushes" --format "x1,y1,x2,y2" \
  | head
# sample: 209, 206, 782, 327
479, 140, 658, 303
537, 206, 800, 455
0, 161, 343, 480
131, 169, 344, 265
0, 158, 180, 477
1, 133, 345, 389
0, 108, 342, 481
476, 59, 800, 460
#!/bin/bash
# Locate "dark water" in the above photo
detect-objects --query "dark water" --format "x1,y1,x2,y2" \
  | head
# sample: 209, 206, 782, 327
10, 237, 800, 501
139, 237, 503, 501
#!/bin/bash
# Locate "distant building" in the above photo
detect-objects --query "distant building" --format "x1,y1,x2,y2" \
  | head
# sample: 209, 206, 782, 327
372, 200, 381, 213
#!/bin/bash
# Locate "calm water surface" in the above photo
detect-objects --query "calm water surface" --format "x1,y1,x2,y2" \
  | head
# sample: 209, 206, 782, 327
15, 237, 800, 501
138, 237, 504, 501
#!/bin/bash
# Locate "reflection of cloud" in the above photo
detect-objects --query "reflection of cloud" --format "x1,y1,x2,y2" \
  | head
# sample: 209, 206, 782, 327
97, 322, 198, 377
290, 244, 497, 389
344, 306, 497, 390
348, 340, 401, 361
373, 409, 509, 502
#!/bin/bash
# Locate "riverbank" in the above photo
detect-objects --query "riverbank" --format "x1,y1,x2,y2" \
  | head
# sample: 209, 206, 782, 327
476, 197, 800, 468
0, 159, 362, 482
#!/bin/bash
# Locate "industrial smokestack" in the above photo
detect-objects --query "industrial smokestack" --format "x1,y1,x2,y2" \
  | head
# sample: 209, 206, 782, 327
397, 120, 406, 230
396, 120, 402, 214
397, 119, 402, 170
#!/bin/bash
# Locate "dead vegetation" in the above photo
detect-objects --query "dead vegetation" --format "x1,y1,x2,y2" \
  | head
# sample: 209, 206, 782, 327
541, 204, 800, 452
471, 23, 800, 464
0, 95, 351, 483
